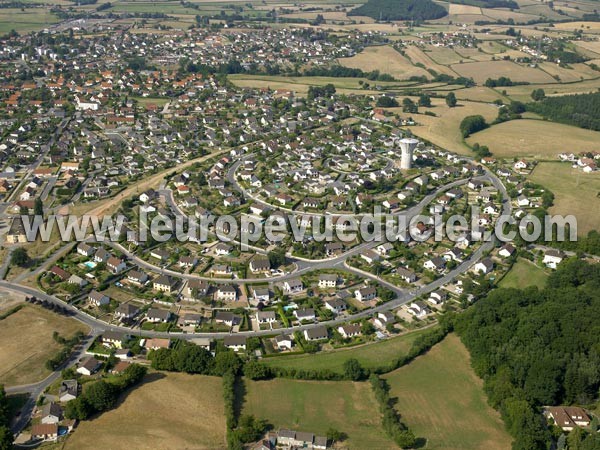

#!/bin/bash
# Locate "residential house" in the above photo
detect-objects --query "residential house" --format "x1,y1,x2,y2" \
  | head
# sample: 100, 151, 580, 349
106, 256, 127, 274
545, 406, 590, 432
275, 334, 293, 351
325, 298, 347, 315
474, 258, 494, 275
543, 249, 565, 269
184, 279, 209, 301
216, 284, 237, 301
249, 256, 271, 273
153, 275, 175, 293
41, 403, 62, 424
355, 286, 377, 302
318, 274, 338, 289
408, 301, 429, 319
294, 308, 316, 322
102, 331, 128, 349
77, 242, 95, 257
283, 278, 303, 294
256, 311, 277, 324
31, 424, 58, 442
88, 290, 110, 307
338, 323, 362, 338
114, 303, 140, 321
77, 356, 102, 376
58, 380, 79, 402
303, 326, 328, 341
215, 311, 241, 327
498, 243, 516, 258
223, 335, 247, 352
374, 311, 395, 329
146, 308, 172, 323
127, 270, 148, 285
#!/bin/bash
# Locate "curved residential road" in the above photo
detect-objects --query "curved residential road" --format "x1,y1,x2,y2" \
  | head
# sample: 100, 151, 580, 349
113, 175, 491, 285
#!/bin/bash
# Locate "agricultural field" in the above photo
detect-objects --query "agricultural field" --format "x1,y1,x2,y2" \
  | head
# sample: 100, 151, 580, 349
338, 45, 431, 80
502, 77, 600, 102
64, 373, 227, 450
228, 74, 393, 95
0, 305, 88, 386
451, 60, 556, 84
465, 119, 600, 158
528, 162, 600, 236
243, 378, 397, 449
261, 327, 432, 373
0, 8, 59, 34
383, 334, 512, 450
392, 98, 498, 155
499, 258, 549, 289
403, 45, 458, 77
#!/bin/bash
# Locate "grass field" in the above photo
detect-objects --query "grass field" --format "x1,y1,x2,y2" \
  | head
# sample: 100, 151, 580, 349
499, 258, 549, 289
403, 45, 457, 77
0, 8, 59, 33
466, 119, 600, 158
243, 378, 397, 449
451, 60, 556, 84
383, 334, 512, 450
528, 162, 600, 235
393, 98, 498, 155
261, 327, 432, 374
64, 373, 227, 450
228, 74, 392, 95
502, 77, 600, 102
338, 45, 431, 80
0, 305, 88, 386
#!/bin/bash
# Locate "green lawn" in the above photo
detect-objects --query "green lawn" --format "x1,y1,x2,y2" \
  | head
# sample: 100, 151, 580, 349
528, 162, 600, 236
243, 378, 397, 449
383, 334, 512, 450
262, 327, 433, 374
499, 258, 548, 289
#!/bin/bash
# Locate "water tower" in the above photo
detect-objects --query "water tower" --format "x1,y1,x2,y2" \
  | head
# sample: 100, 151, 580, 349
399, 138, 419, 170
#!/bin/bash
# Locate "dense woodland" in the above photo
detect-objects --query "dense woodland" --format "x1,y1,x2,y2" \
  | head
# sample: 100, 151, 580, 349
453, 0, 519, 8
0, 387, 12, 450
348, 0, 447, 21
527, 92, 600, 131
455, 259, 600, 449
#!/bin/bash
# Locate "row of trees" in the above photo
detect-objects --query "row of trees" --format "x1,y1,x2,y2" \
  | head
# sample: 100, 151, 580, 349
150, 341, 243, 376
455, 259, 600, 449
369, 375, 417, 448
45, 331, 85, 371
64, 364, 147, 420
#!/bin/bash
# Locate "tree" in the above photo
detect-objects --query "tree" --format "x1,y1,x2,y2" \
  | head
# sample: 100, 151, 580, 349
235, 414, 269, 443
34, 197, 43, 216
418, 93, 431, 107
244, 361, 271, 380
11, 247, 30, 267
326, 428, 346, 443
343, 358, 365, 381
0, 426, 13, 450
212, 350, 242, 376
376, 96, 399, 108
268, 248, 286, 268
460, 115, 488, 138
402, 98, 418, 113
531, 88, 546, 101
446, 92, 457, 107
